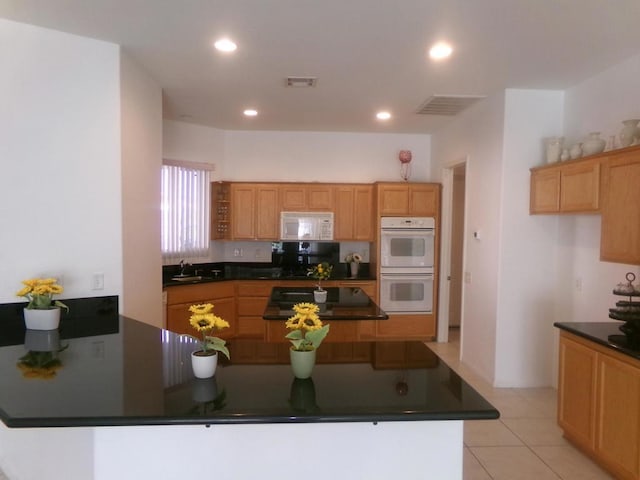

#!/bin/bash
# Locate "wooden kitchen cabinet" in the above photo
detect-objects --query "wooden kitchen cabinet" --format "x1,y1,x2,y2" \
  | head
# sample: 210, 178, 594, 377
333, 184, 374, 240
600, 146, 640, 265
530, 157, 600, 214
231, 183, 279, 240
558, 330, 640, 479
376, 183, 440, 217
374, 313, 436, 341
211, 181, 231, 240
280, 183, 333, 211
235, 281, 276, 339
557, 333, 597, 451
165, 282, 236, 338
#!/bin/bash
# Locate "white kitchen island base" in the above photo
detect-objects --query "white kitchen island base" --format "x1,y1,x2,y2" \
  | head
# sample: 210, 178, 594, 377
1, 420, 463, 480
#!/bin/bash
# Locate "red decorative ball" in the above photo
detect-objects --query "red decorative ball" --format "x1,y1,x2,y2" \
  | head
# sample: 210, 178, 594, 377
399, 150, 412, 164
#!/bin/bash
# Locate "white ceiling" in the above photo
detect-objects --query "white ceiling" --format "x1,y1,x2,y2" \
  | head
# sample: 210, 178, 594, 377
2, 0, 640, 134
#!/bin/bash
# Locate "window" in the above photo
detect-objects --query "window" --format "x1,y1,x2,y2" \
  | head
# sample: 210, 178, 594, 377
161, 163, 211, 260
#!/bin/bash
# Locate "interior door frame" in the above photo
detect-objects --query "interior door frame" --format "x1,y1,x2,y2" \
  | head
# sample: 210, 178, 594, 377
437, 157, 468, 343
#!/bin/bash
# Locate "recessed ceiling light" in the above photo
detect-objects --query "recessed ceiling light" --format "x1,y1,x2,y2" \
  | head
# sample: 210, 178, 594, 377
214, 38, 237, 52
376, 111, 392, 120
429, 42, 453, 60
243, 109, 258, 117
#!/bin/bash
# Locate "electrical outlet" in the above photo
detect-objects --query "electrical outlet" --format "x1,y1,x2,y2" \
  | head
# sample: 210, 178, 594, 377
464, 272, 472, 284
575, 277, 582, 292
92, 273, 104, 290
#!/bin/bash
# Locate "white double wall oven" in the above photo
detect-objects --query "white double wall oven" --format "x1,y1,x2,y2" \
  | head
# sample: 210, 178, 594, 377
379, 217, 435, 314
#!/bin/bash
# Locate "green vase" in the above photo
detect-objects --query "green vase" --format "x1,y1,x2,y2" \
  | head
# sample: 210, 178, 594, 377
290, 348, 316, 379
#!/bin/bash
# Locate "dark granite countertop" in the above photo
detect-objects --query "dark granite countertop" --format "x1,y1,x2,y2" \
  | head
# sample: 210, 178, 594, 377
263, 287, 388, 320
162, 263, 376, 287
554, 321, 640, 360
0, 297, 498, 428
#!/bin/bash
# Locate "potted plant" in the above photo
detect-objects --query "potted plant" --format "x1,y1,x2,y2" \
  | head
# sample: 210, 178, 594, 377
344, 252, 363, 278
285, 302, 330, 379
16, 278, 69, 330
186, 303, 230, 378
307, 262, 333, 302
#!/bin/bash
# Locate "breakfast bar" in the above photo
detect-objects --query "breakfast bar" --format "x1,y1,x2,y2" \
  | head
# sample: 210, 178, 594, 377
0, 297, 498, 480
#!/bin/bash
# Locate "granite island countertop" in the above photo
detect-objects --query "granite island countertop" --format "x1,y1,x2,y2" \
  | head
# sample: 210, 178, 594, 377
0, 297, 498, 428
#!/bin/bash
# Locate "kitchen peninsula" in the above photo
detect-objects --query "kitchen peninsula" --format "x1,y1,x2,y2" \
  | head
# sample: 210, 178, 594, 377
0, 296, 497, 480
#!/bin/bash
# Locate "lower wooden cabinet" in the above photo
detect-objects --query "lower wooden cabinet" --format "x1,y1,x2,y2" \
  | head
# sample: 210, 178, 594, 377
558, 331, 640, 479
374, 313, 436, 341
165, 282, 236, 338
236, 281, 274, 338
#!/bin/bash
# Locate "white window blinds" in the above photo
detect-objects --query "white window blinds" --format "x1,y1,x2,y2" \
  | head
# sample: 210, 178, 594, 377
161, 164, 210, 260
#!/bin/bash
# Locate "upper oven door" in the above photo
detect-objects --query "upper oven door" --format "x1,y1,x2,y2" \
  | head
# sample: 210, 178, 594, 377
380, 229, 434, 268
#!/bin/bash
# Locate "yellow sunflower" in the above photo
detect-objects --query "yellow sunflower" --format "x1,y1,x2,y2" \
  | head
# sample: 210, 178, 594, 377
189, 303, 214, 315
301, 314, 323, 331
189, 313, 216, 331
292, 302, 320, 315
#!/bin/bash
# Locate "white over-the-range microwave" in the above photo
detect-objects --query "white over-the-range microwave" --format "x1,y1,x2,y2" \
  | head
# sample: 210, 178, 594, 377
280, 212, 334, 241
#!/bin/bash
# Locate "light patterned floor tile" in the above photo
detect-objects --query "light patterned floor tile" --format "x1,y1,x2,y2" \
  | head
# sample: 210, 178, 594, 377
464, 420, 523, 447
470, 446, 561, 480
501, 418, 569, 446
531, 445, 616, 480
464, 447, 492, 480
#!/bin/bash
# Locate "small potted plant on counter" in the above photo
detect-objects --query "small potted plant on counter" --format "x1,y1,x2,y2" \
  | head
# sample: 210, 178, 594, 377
17, 277, 69, 330
285, 302, 330, 379
186, 303, 230, 379
344, 252, 363, 278
307, 262, 333, 303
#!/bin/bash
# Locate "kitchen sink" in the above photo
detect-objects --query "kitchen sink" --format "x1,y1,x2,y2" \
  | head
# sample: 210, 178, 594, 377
172, 275, 206, 282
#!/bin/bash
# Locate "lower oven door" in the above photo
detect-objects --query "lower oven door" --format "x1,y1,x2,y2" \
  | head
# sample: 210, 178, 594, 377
379, 273, 433, 313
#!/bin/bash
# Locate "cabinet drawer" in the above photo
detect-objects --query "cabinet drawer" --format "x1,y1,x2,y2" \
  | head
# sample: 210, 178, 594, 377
237, 282, 276, 297
166, 281, 235, 305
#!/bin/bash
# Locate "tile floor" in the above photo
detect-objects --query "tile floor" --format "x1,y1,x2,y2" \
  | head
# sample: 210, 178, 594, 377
429, 328, 615, 480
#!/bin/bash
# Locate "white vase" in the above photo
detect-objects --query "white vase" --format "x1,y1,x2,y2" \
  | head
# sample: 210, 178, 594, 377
191, 351, 218, 379
350, 262, 359, 278
619, 119, 640, 147
570, 143, 582, 160
23, 308, 61, 330
290, 348, 316, 379
582, 132, 606, 156
545, 136, 564, 164
313, 290, 327, 303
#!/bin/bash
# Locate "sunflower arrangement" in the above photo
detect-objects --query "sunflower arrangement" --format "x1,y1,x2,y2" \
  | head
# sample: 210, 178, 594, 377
16, 278, 68, 311
307, 262, 333, 291
188, 303, 230, 359
285, 302, 330, 351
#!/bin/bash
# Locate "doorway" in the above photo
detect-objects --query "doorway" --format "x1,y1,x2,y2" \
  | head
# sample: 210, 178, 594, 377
437, 160, 467, 344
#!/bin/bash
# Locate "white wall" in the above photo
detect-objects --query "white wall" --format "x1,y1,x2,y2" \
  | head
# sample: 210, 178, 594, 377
0, 19, 122, 303
431, 95, 506, 384
494, 89, 564, 387
558, 54, 640, 327
120, 52, 163, 326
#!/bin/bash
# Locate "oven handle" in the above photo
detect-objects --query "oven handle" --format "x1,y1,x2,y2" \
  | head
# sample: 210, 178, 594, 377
381, 229, 434, 235
380, 273, 433, 279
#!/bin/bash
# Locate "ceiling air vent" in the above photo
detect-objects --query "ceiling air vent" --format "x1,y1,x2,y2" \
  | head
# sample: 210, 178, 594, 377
286, 76, 318, 87
416, 95, 486, 116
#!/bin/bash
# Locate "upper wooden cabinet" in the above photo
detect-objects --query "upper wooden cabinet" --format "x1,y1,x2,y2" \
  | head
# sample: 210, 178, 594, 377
530, 157, 600, 214
600, 147, 640, 265
377, 183, 440, 217
280, 184, 333, 211
333, 184, 374, 241
231, 183, 279, 240
211, 182, 231, 240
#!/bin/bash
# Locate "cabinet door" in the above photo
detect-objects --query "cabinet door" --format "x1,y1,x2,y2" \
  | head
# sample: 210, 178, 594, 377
353, 185, 374, 239
255, 185, 279, 239
600, 150, 640, 264
409, 185, 439, 216
231, 184, 256, 239
560, 159, 600, 212
595, 353, 640, 478
557, 334, 597, 451
333, 186, 355, 240
378, 185, 409, 215
307, 185, 333, 210
530, 168, 560, 213
280, 185, 306, 211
